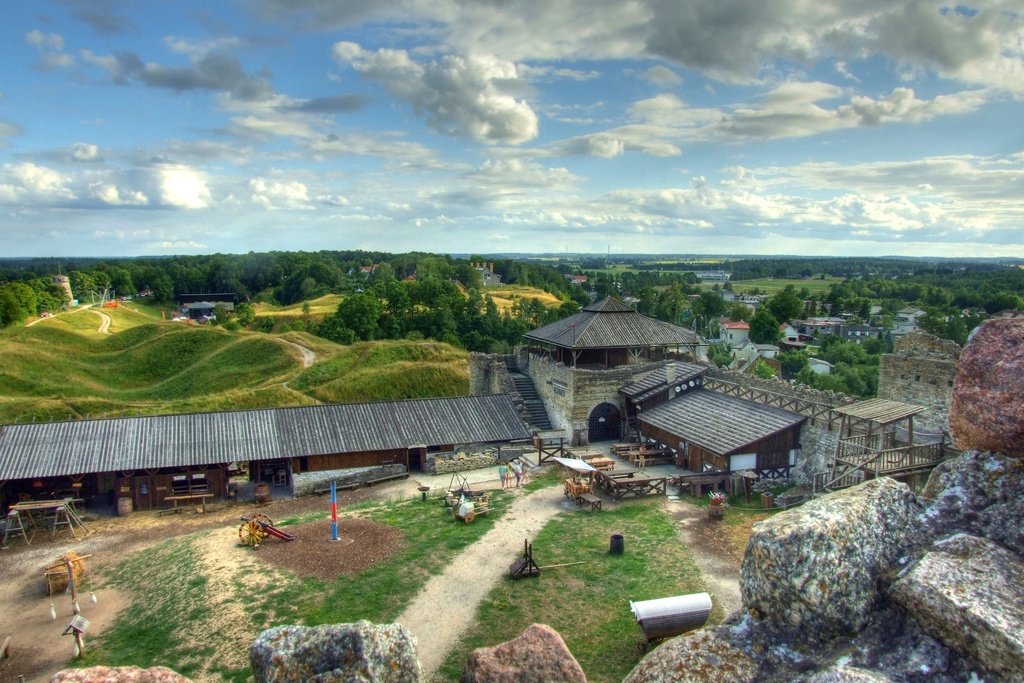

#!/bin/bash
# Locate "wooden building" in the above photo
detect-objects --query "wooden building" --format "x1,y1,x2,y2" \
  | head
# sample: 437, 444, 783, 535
524, 297, 704, 368
0, 395, 531, 513
618, 362, 806, 477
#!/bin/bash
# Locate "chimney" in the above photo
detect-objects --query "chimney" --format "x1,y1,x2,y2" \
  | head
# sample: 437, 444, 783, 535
665, 362, 676, 384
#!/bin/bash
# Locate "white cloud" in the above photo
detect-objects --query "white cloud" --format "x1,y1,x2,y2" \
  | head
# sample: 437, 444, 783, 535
25, 30, 64, 50
249, 177, 315, 210
88, 181, 147, 206
0, 163, 73, 203
640, 65, 682, 86
70, 143, 100, 162
157, 165, 213, 209
333, 43, 539, 144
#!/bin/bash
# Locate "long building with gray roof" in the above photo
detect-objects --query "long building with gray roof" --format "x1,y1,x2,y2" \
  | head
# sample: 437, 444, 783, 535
0, 394, 532, 513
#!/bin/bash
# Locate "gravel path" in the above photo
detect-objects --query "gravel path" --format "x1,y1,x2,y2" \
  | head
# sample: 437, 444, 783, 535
395, 484, 567, 680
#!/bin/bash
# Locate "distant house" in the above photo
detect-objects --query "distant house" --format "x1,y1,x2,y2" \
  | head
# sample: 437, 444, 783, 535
696, 270, 731, 282
472, 262, 502, 287
780, 323, 800, 342
721, 320, 750, 348
359, 264, 378, 276
841, 323, 883, 343
566, 274, 588, 285
808, 358, 833, 374
449, 279, 467, 294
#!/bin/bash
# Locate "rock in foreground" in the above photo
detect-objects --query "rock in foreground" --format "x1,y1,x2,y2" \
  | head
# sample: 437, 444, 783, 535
889, 534, 1024, 678
948, 317, 1024, 456
51, 667, 191, 682
741, 478, 921, 637
250, 621, 420, 683
460, 624, 586, 683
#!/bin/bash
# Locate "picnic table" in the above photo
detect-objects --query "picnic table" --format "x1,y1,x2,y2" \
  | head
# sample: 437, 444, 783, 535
671, 473, 729, 498
564, 478, 592, 500
162, 493, 214, 514
588, 457, 616, 471
594, 471, 668, 501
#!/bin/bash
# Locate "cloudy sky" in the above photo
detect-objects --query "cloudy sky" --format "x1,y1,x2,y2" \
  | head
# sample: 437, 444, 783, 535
2, 1, 1023, 258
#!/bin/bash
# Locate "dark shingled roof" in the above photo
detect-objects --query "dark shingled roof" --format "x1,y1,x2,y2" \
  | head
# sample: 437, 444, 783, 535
524, 297, 701, 349
619, 362, 708, 401
638, 390, 805, 456
0, 395, 532, 481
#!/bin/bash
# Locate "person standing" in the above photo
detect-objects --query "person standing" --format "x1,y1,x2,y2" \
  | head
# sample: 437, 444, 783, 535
498, 463, 509, 489
512, 460, 523, 487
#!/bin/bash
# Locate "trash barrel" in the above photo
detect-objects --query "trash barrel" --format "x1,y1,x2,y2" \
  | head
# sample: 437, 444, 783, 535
254, 482, 271, 504
761, 492, 775, 509
117, 497, 133, 516
610, 533, 624, 555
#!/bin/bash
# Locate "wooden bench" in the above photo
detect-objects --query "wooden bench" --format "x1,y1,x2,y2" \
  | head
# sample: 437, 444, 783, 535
158, 507, 183, 517
577, 493, 602, 511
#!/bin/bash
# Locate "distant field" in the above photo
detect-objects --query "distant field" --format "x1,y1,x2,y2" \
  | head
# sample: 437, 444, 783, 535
721, 277, 843, 295
0, 317, 469, 423
486, 286, 564, 311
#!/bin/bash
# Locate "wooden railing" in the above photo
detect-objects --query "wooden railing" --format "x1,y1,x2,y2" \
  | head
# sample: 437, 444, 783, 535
818, 441, 943, 492
702, 376, 840, 427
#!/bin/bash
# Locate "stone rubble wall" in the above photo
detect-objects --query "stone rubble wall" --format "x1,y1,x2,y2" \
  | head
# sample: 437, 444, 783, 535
878, 331, 960, 435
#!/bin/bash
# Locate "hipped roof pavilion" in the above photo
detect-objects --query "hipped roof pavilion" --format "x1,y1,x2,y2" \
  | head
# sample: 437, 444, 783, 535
524, 297, 703, 367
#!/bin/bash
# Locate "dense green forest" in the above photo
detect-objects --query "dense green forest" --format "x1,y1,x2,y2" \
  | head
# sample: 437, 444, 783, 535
3, 252, 1023, 399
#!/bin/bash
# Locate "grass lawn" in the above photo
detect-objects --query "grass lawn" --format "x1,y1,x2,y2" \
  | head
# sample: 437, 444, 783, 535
436, 498, 715, 683
81, 490, 519, 681
79, 477, 746, 683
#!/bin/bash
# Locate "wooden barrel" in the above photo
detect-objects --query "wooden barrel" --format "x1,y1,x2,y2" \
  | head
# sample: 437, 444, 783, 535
254, 482, 271, 504
117, 497, 133, 516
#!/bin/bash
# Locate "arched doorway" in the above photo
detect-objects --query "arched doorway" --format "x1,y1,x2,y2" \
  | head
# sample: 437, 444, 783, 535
588, 402, 621, 442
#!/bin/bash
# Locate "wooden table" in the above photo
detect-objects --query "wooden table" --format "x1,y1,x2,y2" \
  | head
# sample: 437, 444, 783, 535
2, 499, 89, 546
671, 474, 729, 498
594, 471, 667, 501
163, 493, 214, 513
588, 457, 616, 471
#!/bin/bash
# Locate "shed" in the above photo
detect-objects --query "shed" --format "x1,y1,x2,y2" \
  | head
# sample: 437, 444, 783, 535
636, 389, 805, 476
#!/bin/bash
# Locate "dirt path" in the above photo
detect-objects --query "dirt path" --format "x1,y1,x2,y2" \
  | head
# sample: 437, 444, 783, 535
277, 339, 316, 368
92, 310, 111, 333
395, 485, 566, 680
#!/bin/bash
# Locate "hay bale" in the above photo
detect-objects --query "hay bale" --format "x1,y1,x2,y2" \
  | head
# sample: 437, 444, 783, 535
44, 551, 86, 596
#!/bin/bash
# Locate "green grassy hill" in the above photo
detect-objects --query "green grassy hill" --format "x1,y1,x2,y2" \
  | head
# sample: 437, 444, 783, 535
0, 315, 469, 424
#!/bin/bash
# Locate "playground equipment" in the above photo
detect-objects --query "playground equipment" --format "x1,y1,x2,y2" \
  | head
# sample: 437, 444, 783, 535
238, 513, 296, 547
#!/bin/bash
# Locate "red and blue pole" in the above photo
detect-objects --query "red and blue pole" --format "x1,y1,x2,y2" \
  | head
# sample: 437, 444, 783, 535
330, 480, 338, 541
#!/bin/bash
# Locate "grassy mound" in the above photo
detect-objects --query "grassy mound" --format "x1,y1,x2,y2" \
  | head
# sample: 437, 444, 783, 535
0, 319, 470, 423
294, 340, 469, 403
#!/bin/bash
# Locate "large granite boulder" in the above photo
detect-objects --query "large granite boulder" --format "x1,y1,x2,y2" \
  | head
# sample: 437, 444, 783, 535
889, 535, 1024, 680
621, 629, 756, 683
51, 667, 191, 682
460, 624, 586, 683
805, 667, 896, 682
948, 318, 1024, 456
250, 621, 420, 683
741, 478, 921, 637
920, 450, 1024, 556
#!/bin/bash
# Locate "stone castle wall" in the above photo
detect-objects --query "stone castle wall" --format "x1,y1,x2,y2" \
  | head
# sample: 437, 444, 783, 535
878, 331, 960, 434
528, 354, 662, 443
